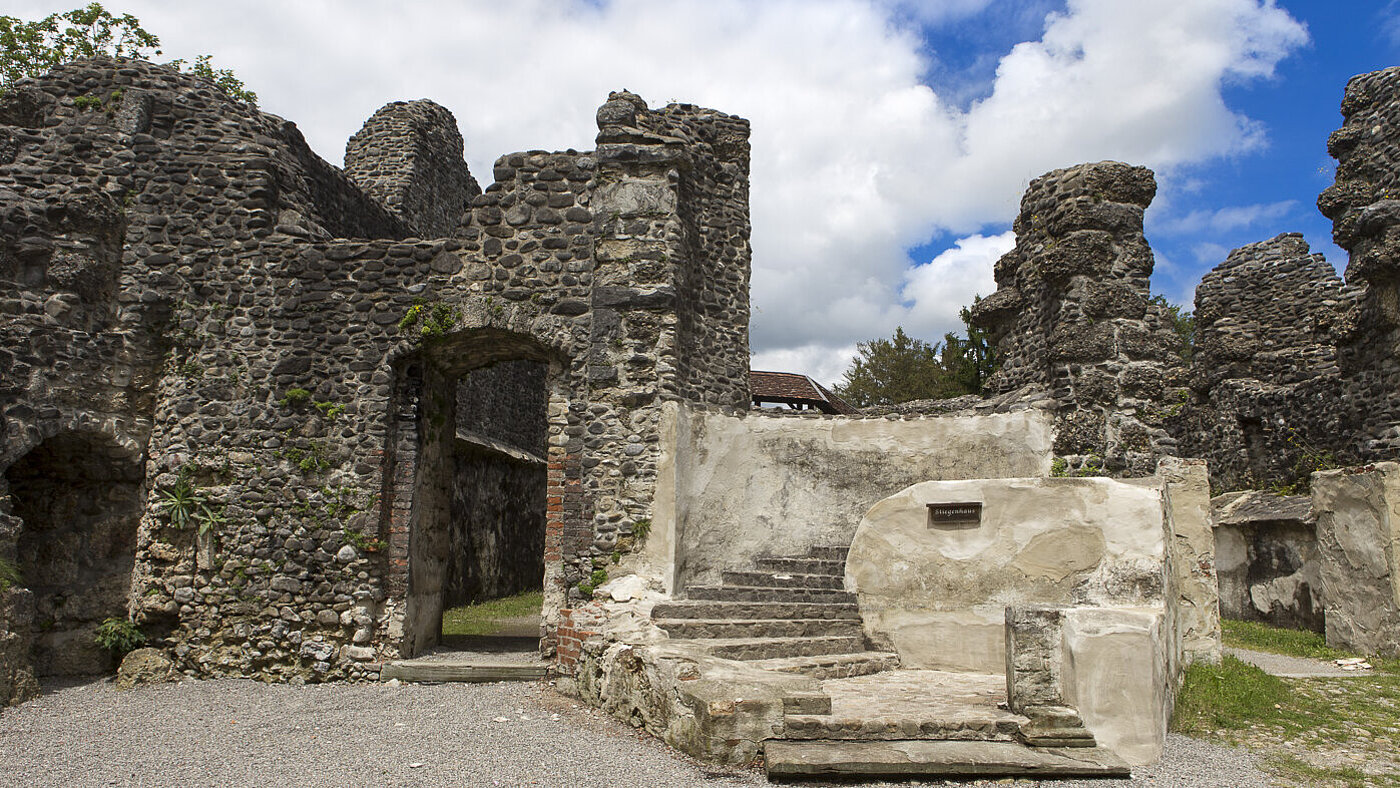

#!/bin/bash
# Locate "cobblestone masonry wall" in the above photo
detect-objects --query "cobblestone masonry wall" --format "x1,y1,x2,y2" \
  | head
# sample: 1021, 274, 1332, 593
0, 59, 750, 689
969, 161, 1185, 477
344, 100, 481, 239
1320, 66, 1400, 460
1170, 234, 1348, 491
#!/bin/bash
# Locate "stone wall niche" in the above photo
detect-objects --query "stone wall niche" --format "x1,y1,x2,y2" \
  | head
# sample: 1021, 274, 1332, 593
3, 431, 144, 676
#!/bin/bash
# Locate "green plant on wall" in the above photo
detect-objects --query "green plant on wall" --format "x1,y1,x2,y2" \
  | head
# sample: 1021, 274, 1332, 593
158, 464, 224, 533
278, 387, 311, 407
93, 617, 144, 657
397, 300, 459, 339
343, 527, 387, 553
0, 557, 20, 591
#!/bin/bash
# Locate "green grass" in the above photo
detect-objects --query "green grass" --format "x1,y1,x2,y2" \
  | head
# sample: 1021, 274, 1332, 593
1175, 624, 1400, 787
441, 590, 542, 636
1264, 754, 1375, 788
1172, 655, 1306, 735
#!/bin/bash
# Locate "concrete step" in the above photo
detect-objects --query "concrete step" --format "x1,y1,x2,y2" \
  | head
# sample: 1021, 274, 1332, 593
722, 570, 845, 590
764, 740, 1131, 780
655, 618, 864, 640
753, 556, 845, 576
781, 714, 1022, 742
652, 600, 861, 621
380, 660, 548, 683
684, 585, 856, 603
749, 651, 900, 679
807, 546, 850, 561
690, 635, 868, 661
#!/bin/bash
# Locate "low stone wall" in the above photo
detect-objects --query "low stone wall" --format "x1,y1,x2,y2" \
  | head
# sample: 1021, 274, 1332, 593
652, 404, 1054, 591
1212, 491, 1322, 632
844, 476, 1165, 673
1313, 463, 1400, 657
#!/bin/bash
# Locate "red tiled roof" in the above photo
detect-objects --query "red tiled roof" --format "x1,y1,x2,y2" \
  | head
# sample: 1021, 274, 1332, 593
750, 370, 859, 415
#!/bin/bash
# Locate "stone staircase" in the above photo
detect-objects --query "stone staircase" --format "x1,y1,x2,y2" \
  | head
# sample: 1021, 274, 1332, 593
762, 670, 1129, 779
652, 546, 899, 679
653, 549, 1131, 780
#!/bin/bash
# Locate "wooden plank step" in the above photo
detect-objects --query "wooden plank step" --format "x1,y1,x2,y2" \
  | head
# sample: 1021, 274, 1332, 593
764, 740, 1131, 780
380, 660, 548, 683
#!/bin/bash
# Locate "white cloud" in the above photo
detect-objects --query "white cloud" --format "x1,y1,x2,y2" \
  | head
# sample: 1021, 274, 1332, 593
10, 0, 1310, 382
898, 231, 1012, 337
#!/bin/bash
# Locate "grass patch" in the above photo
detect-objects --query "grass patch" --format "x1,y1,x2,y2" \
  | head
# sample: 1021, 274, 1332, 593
1172, 655, 1305, 735
1264, 754, 1373, 788
441, 590, 542, 637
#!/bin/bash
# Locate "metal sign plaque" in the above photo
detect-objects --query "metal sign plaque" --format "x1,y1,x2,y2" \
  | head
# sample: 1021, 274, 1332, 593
927, 502, 983, 529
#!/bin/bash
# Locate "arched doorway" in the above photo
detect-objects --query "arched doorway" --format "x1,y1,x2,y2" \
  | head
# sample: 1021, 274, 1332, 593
4, 431, 144, 675
388, 329, 562, 657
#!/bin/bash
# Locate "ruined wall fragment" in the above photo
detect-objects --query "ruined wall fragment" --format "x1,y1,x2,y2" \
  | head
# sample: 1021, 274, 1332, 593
970, 161, 1183, 476
1170, 233, 1347, 491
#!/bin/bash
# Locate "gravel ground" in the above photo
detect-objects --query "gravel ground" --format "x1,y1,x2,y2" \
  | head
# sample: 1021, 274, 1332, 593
0, 677, 1271, 788
1226, 646, 1374, 678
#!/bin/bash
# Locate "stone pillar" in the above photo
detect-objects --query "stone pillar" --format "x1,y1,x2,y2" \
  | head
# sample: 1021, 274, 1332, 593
1158, 457, 1221, 667
1004, 605, 1095, 747
1313, 462, 1400, 657
969, 161, 1184, 476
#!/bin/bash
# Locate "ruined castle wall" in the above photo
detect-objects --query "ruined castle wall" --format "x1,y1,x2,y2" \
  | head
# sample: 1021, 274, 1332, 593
447, 441, 546, 607
345, 100, 480, 238
0, 61, 751, 682
659, 405, 1053, 588
1169, 234, 1348, 490
638, 104, 752, 408
969, 162, 1183, 477
1320, 66, 1400, 460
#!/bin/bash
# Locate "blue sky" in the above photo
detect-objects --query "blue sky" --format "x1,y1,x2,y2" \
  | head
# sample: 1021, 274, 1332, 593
11, 0, 1398, 385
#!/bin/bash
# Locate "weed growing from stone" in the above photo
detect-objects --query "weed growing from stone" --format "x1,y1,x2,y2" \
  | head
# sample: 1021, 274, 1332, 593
278, 387, 311, 406
398, 300, 458, 339
94, 617, 145, 658
0, 557, 20, 591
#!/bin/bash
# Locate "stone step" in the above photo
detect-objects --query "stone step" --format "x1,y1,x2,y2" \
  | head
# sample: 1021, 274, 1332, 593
781, 714, 1022, 742
749, 651, 900, 679
753, 556, 845, 576
807, 546, 850, 561
764, 740, 1131, 780
651, 600, 860, 621
689, 635, 867, 661
380, 660, 548, 683
722, 570, 846, 590
683, 585, 857, 604
655, 617, 864, 640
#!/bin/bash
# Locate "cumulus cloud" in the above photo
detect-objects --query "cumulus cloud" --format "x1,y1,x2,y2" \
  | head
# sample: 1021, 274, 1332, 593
898, 231, 1012, 337
11, 0, 1309, 381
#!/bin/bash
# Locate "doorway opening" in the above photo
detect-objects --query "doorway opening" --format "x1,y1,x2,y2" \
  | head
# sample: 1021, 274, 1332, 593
4, 431, 144, 676
394, 330, 556, 660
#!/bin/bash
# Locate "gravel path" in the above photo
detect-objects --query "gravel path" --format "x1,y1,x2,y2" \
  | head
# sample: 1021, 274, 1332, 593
1226, 646, 1374, 678
0, 677, 1271, 788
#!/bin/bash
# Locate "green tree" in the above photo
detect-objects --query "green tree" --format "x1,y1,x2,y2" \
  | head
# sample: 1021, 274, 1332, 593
835, 300, 1001, 408
1, 3, 256, 104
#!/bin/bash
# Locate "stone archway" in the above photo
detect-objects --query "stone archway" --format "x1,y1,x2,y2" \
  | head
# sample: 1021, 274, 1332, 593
3, 431, 145, 676
387, 328, 566, 658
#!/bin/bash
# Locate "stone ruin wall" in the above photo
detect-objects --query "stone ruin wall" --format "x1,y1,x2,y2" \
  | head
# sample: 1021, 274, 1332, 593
0, 57, 751, 697
970, 66, 1400, 492
344, 99, 482, 239
969, 161, 1185, 477
1172, 234, 1348, 491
